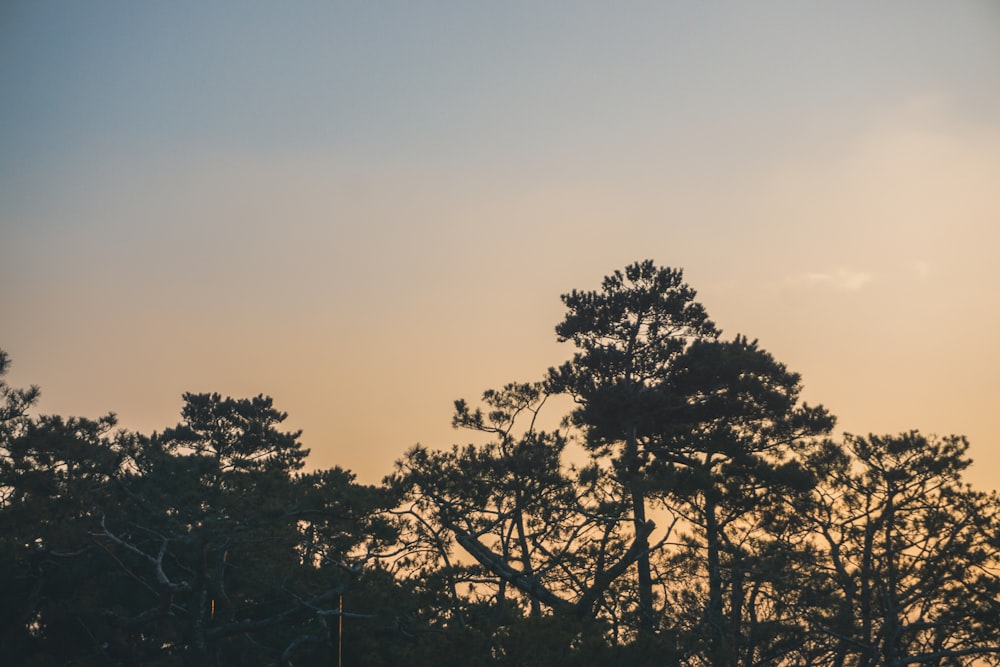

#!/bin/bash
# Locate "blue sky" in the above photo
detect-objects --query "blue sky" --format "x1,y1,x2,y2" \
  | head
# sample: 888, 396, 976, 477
2, 1, 999, 486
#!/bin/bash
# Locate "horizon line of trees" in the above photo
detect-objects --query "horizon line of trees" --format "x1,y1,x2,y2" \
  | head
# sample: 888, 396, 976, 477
2, 260, 998, 666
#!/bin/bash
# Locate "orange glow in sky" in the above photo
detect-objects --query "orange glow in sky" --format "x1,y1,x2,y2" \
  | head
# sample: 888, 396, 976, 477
2, 2, 998, 489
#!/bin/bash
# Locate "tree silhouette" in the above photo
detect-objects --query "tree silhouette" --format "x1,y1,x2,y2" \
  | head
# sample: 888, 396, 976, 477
0, 375, 404, 665
390, 381, 664, 660
650, 336, 834, 664
801, 432, 1000, 666
3, 259, 998, 665
548, 260, 719, 636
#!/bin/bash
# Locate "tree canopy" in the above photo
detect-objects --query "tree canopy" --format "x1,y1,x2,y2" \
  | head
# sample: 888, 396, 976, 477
3, 262, 998, 666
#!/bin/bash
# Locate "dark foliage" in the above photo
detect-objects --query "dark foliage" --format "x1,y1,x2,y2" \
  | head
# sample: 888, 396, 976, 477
3, 261, 997, 666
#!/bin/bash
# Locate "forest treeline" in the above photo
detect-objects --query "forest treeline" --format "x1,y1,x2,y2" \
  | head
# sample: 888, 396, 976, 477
2, 261, 998, 667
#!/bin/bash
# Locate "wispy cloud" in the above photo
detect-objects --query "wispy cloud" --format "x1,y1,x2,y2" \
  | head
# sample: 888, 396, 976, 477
795, 268, 873, 291
910, 260, 931, 279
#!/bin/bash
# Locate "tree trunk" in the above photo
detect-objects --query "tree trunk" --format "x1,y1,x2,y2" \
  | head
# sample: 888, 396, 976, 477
705, 494, 728, 666
626, 426, 655, 636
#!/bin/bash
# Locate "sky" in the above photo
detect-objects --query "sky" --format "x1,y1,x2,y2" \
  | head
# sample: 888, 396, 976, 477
2, 1, 999, 489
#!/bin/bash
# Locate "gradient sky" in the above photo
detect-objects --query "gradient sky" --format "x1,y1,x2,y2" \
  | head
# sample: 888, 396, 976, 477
2, 2, 999, 489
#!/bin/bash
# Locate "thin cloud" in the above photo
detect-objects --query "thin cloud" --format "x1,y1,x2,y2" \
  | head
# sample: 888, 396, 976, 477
911, 260, 932, 279
796, 268, 873, 291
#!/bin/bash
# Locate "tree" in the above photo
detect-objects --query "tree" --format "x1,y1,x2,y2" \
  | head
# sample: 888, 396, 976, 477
0, 411, 129, 664
548, 260, 720, 635
95, 392, 403, 665
801, 432, 1000, 667
390, 381, 668, 661
649, 336, 834, 665
0, 375, 404, 666
7, 254, 1000, 667
0, 349, 39, 438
